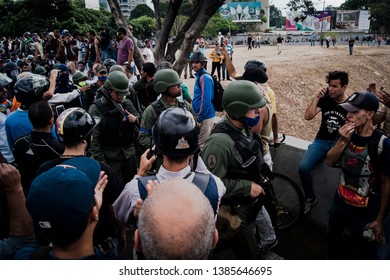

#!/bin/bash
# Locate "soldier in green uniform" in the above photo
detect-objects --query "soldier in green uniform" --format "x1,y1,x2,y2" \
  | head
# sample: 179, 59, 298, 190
89, 71, 140, 188
138, 69, 195, 151
201, 80, 268, 259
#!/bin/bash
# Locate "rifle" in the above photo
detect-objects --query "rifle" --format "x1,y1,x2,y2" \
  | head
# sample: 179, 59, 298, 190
97, 86, 141, 154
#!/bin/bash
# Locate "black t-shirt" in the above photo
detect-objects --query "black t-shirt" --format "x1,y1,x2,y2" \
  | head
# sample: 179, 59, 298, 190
35, 157, 122, 244
12, 131, 64, 193
315, 96, 347, 141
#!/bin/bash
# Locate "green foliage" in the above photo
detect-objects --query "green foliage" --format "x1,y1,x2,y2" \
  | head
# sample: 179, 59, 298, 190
0, 0, 115, 37
131, 4, 154, 19
204, 13, 237, 40
340, 0, 368, 10
270, 4, 282, 27
129, 16, 156, 39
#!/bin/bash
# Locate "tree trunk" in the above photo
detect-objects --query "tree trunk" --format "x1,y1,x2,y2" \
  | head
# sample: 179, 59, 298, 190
108, 0, 225, 75
166, 1, 225, 75
107, 0, 145, 73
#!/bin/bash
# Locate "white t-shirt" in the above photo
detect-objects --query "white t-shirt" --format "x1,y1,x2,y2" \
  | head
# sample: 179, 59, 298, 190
142, 47, 155, 63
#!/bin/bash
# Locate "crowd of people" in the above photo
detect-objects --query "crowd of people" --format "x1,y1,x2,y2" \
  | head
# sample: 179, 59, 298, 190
0, 27, 390, 261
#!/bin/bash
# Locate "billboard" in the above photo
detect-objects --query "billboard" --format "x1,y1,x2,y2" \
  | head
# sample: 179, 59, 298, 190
219, 2, 262, 23
286, 10, 332, 31
335, 10, 370, 31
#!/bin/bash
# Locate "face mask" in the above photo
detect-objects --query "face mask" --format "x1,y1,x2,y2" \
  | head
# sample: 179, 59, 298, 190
243, 114, 260, 128
98, 76, 107, 81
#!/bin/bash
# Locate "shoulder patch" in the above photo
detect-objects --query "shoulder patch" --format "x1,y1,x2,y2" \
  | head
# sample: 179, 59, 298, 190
207, 153, 217, 169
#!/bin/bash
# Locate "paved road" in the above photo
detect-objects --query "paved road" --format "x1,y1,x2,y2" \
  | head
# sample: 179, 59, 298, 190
214, 216, 328, 260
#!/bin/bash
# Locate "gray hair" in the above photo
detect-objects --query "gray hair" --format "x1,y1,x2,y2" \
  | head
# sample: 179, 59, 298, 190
138, 179, 215, 259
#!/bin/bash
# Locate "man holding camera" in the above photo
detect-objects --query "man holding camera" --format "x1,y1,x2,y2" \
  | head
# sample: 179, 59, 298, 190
299, 71, 349, 213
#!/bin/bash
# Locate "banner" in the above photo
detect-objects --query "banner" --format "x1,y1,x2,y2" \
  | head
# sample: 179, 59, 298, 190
286, 11, 331, 31
219, 2, 262, 23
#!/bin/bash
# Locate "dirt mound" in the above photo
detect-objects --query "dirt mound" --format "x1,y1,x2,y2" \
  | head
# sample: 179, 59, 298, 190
182, 44, 390, 141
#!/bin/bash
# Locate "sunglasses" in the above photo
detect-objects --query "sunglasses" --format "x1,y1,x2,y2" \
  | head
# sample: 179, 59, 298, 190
191, 61, 201, 64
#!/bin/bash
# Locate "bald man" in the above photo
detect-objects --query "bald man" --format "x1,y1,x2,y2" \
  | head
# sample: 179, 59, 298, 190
134, 179, 218, 260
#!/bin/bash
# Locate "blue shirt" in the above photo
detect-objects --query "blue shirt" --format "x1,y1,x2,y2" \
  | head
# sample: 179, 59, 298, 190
5, 108, 57, 150
192, 68, 215, 123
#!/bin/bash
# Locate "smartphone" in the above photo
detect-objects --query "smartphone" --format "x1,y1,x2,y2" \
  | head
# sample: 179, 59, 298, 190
55, 105, 65, 117
325, 88, 330, 97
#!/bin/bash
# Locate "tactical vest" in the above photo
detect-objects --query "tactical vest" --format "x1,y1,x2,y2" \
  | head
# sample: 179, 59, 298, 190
211, 122, 272, 184
151, 98, 188, 118
340, 129, 387, 197
94, 99, 136, 148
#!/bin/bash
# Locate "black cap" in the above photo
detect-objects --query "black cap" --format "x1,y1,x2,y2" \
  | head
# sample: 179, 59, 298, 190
339, 92, 379, 112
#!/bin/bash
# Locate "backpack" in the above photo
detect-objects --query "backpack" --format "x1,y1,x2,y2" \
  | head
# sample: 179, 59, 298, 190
198, 72, 224, 112
137, 172, 219, 215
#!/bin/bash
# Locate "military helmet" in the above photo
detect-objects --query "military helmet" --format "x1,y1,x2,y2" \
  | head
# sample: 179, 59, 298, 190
14, 74, 49, 107
0, 73, 12, 87
4, 62, 19, 72
153, 107, 199, 157
104, 71, 129, 96
190, 51, 207, 62
244, 59, 267, 72
153, 69, 182, 93
33, 65, 47, 76
103, 58, 116, 68
72, 71, 87, 84
222, 80, 266, 119
56, 107, 101, 146
109, 64, 125, 74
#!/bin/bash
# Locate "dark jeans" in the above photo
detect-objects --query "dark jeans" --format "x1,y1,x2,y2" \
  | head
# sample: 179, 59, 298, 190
211, 62, 221, 81
327, 191, 379, 259
299, 138, 335, 200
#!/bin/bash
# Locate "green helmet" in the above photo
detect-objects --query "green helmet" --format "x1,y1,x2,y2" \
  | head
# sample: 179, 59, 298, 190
72, 71, 87, 84
104, 71, 129, 96
0, 73, 12, 87
222, 80, 266, 119
34, 66, 47, 75
153, 69, 182, 93
4, 62, 18, 72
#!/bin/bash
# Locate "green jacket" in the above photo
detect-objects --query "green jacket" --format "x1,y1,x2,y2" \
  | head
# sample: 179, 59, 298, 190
138, 98, 195, 149
88, 97, 140, 162
201, 117, 252, 203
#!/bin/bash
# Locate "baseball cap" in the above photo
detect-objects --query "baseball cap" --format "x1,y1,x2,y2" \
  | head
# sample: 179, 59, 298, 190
339, 92, 379, 112
244, 59, 267, 72
27, 157, 101, 235
96, 65, 108, 74
235, 67, 268, 84
48, 32, 54, 37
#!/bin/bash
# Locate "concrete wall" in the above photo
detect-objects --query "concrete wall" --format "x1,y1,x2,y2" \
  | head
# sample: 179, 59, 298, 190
272, 135, 341, 229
